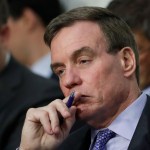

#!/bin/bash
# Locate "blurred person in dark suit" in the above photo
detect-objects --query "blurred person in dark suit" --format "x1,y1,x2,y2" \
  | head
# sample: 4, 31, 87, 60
107, 0, 150, 95
0, 0, 64, 149
6, 0, 85, 132
6, 0, 63, 79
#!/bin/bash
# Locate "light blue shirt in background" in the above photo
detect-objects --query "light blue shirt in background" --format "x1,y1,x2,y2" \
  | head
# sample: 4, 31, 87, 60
30, 53, 52, 78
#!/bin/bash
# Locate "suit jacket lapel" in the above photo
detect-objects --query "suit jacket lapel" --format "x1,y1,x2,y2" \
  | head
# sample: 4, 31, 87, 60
128, 95, 150, 150
77, 126, 91, 150
58, 125, 91, 150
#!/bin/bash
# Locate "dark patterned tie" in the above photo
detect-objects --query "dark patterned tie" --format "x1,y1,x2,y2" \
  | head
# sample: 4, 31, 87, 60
92, 129, 116, 150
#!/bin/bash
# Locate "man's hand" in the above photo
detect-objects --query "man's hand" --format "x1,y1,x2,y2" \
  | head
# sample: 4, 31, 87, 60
19, 95, 78, 150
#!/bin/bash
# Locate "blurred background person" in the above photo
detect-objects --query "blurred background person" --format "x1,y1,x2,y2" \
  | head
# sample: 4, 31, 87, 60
6, 0, 113, 80
6, 0, 86, 132
6, 0, 64, 79
107, 0, 150, 95
0, 0, 64, 149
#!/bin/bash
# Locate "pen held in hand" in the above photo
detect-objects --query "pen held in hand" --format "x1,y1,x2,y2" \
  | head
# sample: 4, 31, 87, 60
59, 91, 75, 124
66, 91, 75, 108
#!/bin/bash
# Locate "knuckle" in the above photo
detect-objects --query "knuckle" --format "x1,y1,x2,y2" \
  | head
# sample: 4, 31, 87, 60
50, 99, 62, 106
27, 108, 35, 115
41, 110, 48, 117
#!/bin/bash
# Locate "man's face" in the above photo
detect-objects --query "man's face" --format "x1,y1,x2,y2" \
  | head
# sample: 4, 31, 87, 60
51, 21, 130, 128
6, 16, 29, 63
134, 30, 150, 89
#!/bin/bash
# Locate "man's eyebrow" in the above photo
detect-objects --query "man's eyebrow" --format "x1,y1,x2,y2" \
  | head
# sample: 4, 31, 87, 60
51, 63, 64, 72
71, 46, 94, 59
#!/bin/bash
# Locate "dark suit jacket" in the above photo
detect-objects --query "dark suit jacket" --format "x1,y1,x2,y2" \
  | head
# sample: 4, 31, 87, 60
58, 95, 150, 150
0, 57, 64, 150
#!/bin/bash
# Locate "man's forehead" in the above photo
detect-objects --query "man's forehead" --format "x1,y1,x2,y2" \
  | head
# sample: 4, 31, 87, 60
50, 21, 104, 49
53, 21, 100, 36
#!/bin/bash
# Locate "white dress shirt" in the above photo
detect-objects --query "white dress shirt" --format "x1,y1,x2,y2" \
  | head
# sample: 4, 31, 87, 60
90, 92, 147, 150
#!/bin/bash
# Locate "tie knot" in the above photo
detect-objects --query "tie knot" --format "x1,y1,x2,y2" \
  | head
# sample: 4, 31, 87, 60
92, 129, 116, 150
97, 129, 115, 142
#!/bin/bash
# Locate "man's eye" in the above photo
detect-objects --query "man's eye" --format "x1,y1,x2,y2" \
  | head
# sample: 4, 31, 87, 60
79, 59, 91, 64
55, 69, 65, 77
77, 56, 92, 65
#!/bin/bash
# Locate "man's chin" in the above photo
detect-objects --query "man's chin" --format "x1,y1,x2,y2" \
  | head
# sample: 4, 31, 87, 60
75, 108, 89, 121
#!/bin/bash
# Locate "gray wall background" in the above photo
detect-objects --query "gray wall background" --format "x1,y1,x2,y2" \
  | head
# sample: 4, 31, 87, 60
60, 0, 112, 11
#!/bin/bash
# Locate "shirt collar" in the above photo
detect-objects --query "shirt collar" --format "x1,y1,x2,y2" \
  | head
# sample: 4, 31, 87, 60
108, 92, 147, 140
91, 92, 147, 141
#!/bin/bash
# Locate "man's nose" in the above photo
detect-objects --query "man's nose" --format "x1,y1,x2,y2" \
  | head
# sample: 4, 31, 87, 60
63, 68, 82, 89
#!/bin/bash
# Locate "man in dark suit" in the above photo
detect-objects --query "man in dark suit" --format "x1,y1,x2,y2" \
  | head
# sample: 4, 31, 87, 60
0, 0, 64, 149
19, 7, 150, 149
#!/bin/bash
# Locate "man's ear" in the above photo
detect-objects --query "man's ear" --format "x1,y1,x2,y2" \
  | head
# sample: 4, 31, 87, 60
119, 47, 136, 77
22, 8, 40, 31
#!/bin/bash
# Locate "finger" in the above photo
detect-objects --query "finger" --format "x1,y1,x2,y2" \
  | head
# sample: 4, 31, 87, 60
62, 106, 77, 134
26, 108, 52, 135
40, 99, 71, 134
63, 95, 71, 103
48, 100, 71, 134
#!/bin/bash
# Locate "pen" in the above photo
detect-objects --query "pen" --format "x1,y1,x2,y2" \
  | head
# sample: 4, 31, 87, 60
66, 91, 75, 108
59, 91, 75, 124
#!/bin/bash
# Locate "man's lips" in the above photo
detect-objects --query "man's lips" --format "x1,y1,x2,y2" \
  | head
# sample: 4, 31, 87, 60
73, 95, 91, 106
